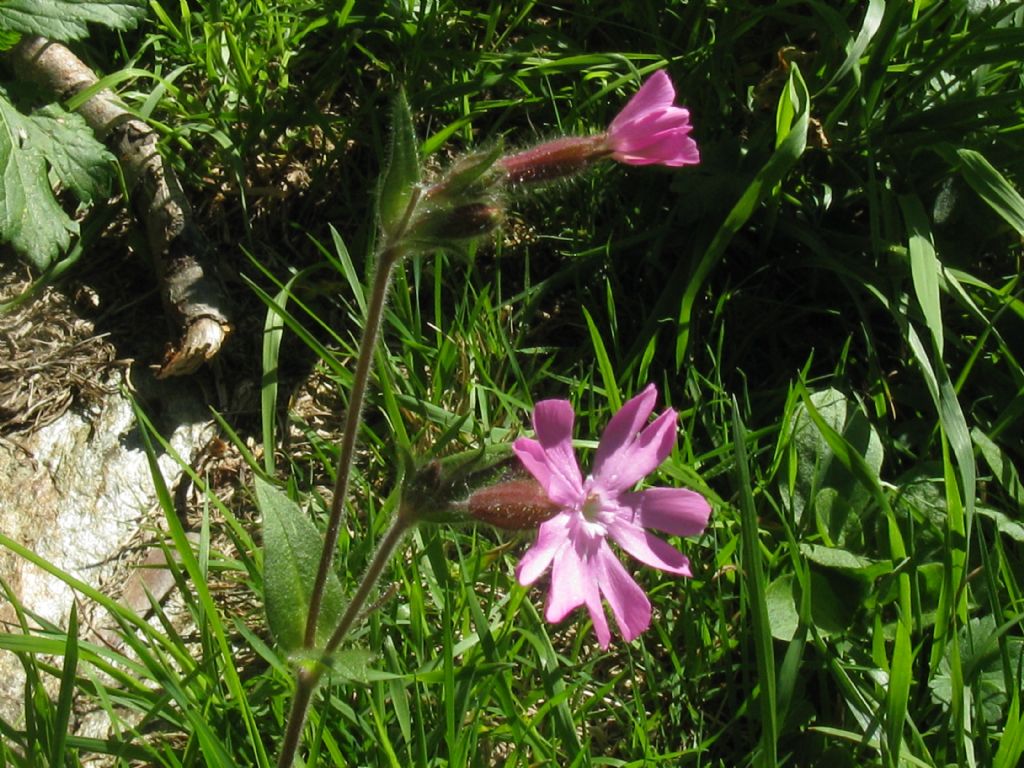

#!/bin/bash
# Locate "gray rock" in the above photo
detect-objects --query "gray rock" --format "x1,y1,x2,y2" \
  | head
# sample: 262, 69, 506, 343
0, 371, 214, 730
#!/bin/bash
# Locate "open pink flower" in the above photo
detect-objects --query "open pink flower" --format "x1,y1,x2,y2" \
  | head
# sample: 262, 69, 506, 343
498, 70, 698, 184
604, 70, 700, 167
513, 384, 711, 648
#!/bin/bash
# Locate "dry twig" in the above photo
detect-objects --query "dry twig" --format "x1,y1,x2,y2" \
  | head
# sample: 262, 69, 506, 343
8, 36, 231, 377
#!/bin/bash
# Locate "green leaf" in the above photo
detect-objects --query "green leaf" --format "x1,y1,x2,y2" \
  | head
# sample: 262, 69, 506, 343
377, 90, 421, 241
799, 543, 884, 574
0, 94, 79, 269
994, 692, 1024, 768
732, 401, 778, 766
972, 427, 1024, 510
822, 0, 885, 89
957, 148, 1024, 238
289, 647, 392, 683
51, 602, 78, 767
786, 387, 884, 544
899, 193, 943, 353
257, 477, 345, 653
930, 616, 1024, 726
582, 305, 621, 411
765, 571, 860, 641
0, 0, 147, 41
885, 616, 913, 765
30, 104, 114, 203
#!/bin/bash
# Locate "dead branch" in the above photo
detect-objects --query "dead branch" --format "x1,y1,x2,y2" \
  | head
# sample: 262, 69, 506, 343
8, 36, 231, 377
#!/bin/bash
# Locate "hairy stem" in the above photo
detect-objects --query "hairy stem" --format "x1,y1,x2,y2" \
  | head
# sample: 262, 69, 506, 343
303, 246, 401, 647
323, 513, 415, 654
276, 513, 415, 767
275, 667, 317, 768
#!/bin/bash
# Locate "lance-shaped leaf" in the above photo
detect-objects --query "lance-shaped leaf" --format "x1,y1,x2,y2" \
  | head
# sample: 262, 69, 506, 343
0, 0, 147, 41
377, 90, 420, 241
257, 477, 345, 653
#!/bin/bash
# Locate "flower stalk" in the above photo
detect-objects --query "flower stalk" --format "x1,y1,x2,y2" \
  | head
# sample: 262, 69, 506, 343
276, 513, 415, 768
279, 189, 423, 768
274, 69, 702, 764
303, 242, 402, 647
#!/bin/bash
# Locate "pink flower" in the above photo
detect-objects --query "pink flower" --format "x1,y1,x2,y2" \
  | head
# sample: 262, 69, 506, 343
496, 71, 698, 184
513, 385, 711, 648
604, 70, 700, 167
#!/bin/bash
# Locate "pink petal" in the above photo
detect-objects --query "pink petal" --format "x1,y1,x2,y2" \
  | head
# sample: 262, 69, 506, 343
609, 107, 692, 153
608, 71, 675, 138
516, 513, 572, 585
613, 131, 700, 167
594, 407, 678, 493
513, 438, 575, 508
545, 540, 593, 623
513, 399, 584, 507
594, 545, 651, 643
593, 385, 657, 478
606, 516, 692, 576
630, 487, 711, 537
604, 71, 700, 169
534, 399, 584, 494
583, 576, 612, 648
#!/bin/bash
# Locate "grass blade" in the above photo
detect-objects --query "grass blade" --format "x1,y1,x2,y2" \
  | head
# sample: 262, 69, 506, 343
582, 305, 621, 410
957, 148, 1024, 237
49, 602, 78, 767
732, 398, 777, 767
899, 193, 944, 352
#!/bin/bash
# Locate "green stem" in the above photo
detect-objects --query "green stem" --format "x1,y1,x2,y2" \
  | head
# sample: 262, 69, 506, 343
282, 186, 423, 767
274, 513, 415, 768
303, 245, 401, 648
323, 513, 415, 655
275, 667, 317, 768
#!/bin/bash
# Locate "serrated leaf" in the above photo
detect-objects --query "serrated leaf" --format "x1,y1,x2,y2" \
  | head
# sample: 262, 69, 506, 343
257, 477, 345, 653
377, 90, 420, 240
0, 96, 78, 269
31, 104, 114, 202
0, 0, 147, 41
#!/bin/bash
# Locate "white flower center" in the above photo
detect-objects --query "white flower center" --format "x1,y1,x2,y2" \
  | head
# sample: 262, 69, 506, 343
573, 478, 611, 539
581, 491, 604, 521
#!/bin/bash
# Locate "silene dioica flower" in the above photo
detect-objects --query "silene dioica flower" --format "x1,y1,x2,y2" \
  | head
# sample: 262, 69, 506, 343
499, 69, 699, 184
513, 385, 711, 648
603, 70, 700, 167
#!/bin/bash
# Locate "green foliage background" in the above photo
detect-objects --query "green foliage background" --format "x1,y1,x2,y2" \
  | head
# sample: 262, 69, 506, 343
2, 1, 1024, 767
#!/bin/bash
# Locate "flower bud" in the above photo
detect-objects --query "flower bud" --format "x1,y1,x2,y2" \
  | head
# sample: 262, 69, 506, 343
401, 445, 558, 529
466, 479, 560, 530
406, 201, 503, 246
425, 146, 504, 202
498, 135, 611, 185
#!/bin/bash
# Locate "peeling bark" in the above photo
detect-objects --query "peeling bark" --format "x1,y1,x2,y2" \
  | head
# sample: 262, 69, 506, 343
8, 36, 231, 377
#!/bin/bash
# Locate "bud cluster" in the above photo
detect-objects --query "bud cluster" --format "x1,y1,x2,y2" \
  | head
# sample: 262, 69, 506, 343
400, 147, 506, 250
